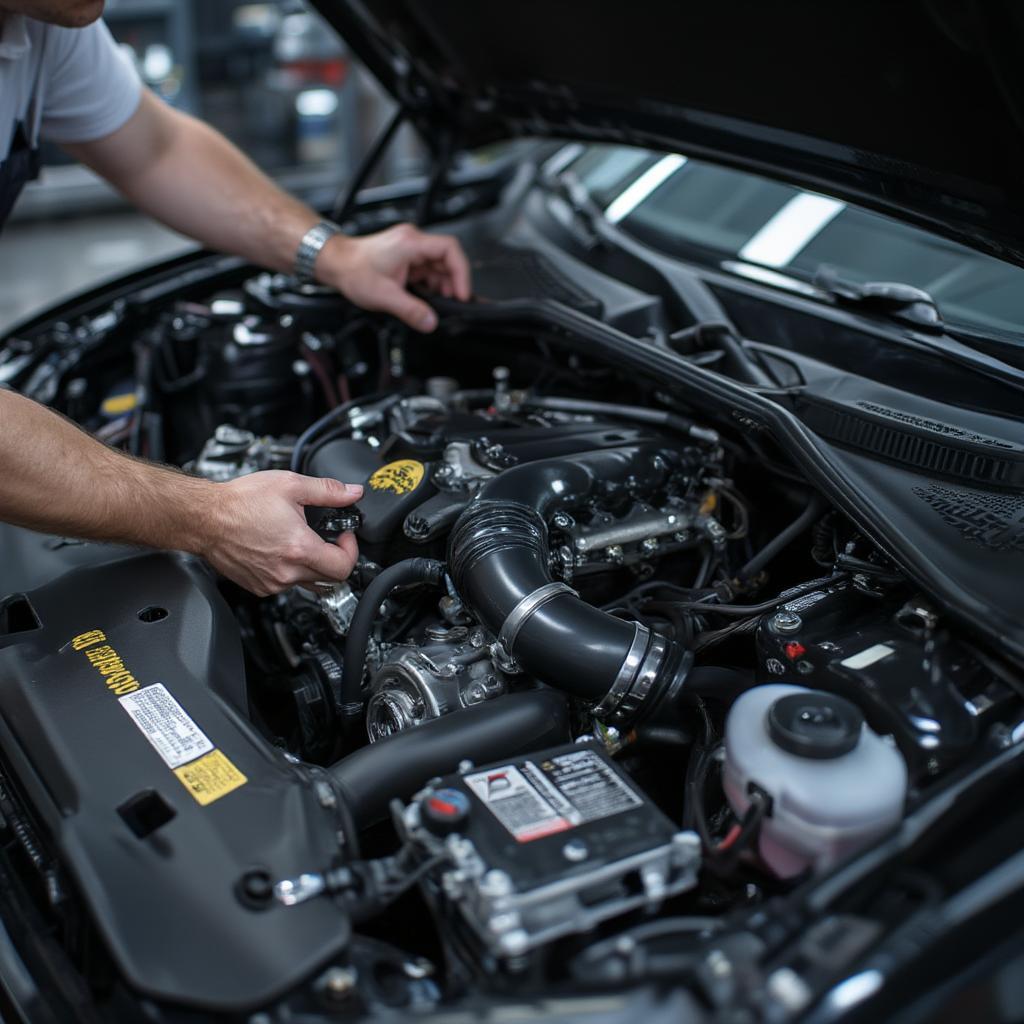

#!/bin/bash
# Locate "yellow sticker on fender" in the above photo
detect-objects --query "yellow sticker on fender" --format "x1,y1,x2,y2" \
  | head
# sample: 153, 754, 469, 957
173, 749, 247, 806
368, 459, 424, 496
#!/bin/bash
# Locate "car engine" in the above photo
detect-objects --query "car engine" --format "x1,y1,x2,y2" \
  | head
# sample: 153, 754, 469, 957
0, 268, 1021, 1021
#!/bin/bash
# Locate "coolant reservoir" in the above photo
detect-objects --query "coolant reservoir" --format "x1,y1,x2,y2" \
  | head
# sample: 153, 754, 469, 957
722, 684, 907, 878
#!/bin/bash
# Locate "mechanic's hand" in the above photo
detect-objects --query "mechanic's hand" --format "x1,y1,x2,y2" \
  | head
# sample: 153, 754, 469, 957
318, 223, 472, 332
199, 471, 362, 596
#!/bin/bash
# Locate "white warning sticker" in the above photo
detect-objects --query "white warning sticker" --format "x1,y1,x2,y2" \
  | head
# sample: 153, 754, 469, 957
535, 749, 643, 824
840, 643, 895, 670
465, 750, 645, 843
118, 683, 214, 770
464, 764, 572, 843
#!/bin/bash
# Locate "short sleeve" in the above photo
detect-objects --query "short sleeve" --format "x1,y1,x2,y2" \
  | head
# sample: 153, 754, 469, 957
38, 19, 143, 145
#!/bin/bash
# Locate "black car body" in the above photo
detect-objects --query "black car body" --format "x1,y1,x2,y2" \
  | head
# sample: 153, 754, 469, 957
2, 1, 1024, 1020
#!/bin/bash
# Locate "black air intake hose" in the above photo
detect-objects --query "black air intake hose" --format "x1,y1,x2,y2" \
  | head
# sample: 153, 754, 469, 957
448, 445, 691, 723
330, 690, 569, 827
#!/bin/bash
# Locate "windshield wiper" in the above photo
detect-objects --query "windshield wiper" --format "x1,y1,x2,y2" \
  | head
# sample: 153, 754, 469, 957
814, 269, 943, 333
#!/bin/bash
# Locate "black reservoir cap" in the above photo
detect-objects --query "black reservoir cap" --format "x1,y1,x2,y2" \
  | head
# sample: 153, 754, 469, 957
768, 691, 864, 760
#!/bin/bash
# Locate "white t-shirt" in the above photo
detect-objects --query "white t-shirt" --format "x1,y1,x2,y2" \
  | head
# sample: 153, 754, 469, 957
0, 14, 142, 162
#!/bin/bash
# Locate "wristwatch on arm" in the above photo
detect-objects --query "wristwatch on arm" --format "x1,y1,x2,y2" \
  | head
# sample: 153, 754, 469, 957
293, 219, 343, 283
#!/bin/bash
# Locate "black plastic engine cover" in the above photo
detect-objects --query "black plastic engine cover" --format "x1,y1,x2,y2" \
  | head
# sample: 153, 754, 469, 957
0, 543, 350, 1012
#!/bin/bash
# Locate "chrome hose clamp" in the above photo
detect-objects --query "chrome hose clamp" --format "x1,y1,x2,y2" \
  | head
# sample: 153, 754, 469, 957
498, 582, 577, 657
593, 622, 651, 718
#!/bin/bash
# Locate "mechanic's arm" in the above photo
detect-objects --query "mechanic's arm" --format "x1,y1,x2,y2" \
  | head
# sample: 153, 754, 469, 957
0, 389, 360, 596
62, 92, 471, 332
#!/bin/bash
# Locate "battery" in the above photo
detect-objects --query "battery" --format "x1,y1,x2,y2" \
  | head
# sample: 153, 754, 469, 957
400, 741, 701, 959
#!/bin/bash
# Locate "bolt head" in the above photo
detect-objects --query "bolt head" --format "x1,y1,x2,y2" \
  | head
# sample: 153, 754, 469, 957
769, 610, 803, 635
481, 869, 514, 896
562, 839, 589, 862
319, 965, 358, 1000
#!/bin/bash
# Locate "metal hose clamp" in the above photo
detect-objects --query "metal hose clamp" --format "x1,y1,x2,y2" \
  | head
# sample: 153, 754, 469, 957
498, 582, 578, 657
593, 622, 651, 718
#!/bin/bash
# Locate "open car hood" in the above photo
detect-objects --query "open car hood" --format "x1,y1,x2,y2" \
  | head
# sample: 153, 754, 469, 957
312, 0, 1024, 265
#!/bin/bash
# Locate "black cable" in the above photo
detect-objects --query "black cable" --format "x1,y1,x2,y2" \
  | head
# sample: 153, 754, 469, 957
667, 321, 776, 388
654, 573, 847, 617
379, 852, 447, 907
602, 577, 713, 611
289, 391, 391, 473
737, 495, 827, 581
693, 615, 762, 653
709, 792, 770, 874
681, 700, 714, 833
523, 395, 719, 444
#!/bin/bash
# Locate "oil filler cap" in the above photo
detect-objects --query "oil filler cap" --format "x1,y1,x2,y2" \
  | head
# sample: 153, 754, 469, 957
767, 691, 864, 760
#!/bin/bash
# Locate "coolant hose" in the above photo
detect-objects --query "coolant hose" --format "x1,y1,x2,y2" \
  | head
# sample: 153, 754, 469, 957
341, 558, 446, 717
329, 689, 570, 827
737, 494, 826, 581
447, 445, 692, 723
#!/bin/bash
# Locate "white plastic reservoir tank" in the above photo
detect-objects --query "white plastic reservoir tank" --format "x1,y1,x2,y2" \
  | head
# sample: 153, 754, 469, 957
723, 684, 907, 878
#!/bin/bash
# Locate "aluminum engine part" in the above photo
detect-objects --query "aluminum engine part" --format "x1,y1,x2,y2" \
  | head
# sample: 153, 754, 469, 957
432, 441, 498, 490
553, 502, 732, 579
192, 424, 291, 482
316, 582, 359, 636
365, 627, 508, 741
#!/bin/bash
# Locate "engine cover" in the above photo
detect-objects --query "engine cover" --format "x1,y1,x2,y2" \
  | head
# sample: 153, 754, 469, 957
0, 543, 350, 1012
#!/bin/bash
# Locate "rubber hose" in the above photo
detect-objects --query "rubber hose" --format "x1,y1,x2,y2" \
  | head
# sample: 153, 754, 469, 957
448, 445, 691, 721
737, 495, 826, 581
329, 689, 570, 827
341, 558, 445, 715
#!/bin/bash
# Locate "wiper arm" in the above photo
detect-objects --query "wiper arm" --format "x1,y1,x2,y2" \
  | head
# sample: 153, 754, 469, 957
542, 171, 606, 249
814, 268, 943, 333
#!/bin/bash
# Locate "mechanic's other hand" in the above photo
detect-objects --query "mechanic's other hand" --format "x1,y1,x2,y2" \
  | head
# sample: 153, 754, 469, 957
199, 471, 362, 596
319, 223, 471, 332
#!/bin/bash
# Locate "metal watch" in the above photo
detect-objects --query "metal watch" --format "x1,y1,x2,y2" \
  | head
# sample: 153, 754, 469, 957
293, 219, 343, 283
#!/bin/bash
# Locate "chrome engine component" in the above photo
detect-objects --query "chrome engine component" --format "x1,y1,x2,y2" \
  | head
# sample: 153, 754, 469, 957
432, 440, 498, 490
365, 626, 509, 741
555, 501, 729, 578
316, 582, 360, 636
192, 423, 291, 481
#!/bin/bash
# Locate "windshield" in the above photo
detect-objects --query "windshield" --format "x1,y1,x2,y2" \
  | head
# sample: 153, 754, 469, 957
562, 144, 1024, 341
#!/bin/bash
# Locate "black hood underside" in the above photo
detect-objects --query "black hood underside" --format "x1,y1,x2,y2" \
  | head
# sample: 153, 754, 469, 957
314, 0, 1024, 265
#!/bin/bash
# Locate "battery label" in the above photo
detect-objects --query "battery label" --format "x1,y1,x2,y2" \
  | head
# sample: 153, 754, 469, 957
465, 749, 643, 843
537, 749, 643, 823
119, 683, 214, 770
464, 765, 572, 842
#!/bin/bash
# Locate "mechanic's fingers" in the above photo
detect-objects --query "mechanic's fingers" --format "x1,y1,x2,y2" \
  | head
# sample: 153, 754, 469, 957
302, 531, 359, 582
412, 233, 471, 301
292, 475, 364, 508
377, 280, 439, 332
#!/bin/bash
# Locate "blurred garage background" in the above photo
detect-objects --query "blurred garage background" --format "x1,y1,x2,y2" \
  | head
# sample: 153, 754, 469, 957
0, 0, 425, 333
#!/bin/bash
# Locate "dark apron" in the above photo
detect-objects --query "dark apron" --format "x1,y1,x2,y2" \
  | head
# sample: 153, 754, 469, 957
0, 121, 41, 234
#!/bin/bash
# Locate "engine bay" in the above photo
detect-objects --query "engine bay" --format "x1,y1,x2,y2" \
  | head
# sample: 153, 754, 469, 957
1, 263, 1023, 1021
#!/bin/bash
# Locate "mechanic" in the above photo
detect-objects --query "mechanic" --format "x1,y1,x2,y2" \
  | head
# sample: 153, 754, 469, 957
0, 1, 471, 596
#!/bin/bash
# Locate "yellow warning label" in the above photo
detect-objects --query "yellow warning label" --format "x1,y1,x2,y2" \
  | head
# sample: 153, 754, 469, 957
70, 629, 140, 695
368, 459, 425, 496
100, 393, 137, 416
173, 749, 247, 806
